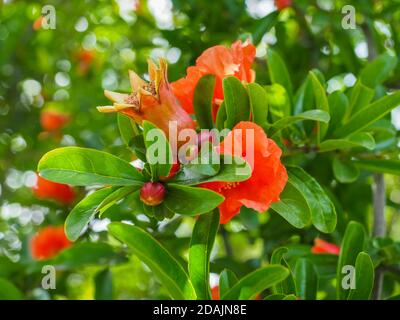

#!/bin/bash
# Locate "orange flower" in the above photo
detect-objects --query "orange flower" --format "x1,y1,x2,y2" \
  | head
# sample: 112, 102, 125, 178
171, 40, 256, 116
76, 49, 96, 75
97, 59, 195, 143
211, 286, 220, 300
40, 110, 70, 132
311, 239, 340, 255
31, 226, 72, 260
33, 175, 76, 205
275, 0, 292, 10
200, 122, 287, 224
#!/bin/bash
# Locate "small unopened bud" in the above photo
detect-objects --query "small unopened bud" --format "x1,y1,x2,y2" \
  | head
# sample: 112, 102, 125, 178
140, 182, 166, 206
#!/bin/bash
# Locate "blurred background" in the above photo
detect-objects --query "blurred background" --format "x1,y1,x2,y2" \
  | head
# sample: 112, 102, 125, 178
1, 0, 400, 300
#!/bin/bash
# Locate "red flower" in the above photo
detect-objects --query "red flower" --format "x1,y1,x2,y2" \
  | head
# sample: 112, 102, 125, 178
97, 59, 195, 145
311, 239, 340, 255
275, 0, 292, 10
76, 49, 96, 75
200, 122, 287, 224
32, 175, 76, 205
40, 110, 70, 132
211, 286, 220, 300
30, 226, 72, 260
171, 40, 256, 116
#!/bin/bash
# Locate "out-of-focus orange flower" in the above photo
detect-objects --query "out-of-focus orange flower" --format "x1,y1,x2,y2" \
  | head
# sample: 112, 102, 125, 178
171, 40, 256, 116
200, 122, 287, 224
32, 175, 76, 205
40, 110, 70, 132
76, 49, 95, 75
275, 0, 292, 10
30, 226, 72, 260
211, 286, 220, 300
97, 59, 196, 144
311, 239, 340, 255
33, 16, 44, 30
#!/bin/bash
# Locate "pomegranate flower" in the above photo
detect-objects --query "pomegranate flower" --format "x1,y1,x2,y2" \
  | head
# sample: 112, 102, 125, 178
33, 175, 76, 205
311, 239, 340, 255
171, 40, 256, 116
40, 110, 70, 133
275, 0, 292, 11
30, 226, 72, 260
97, 58, 196, 142
200, 121, 287, 224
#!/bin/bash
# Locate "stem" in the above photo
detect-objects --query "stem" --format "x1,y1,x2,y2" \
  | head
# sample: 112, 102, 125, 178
372, 173, 386, 300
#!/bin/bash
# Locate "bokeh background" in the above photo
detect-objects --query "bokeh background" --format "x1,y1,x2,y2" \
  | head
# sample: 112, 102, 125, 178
1, 0, 400, 300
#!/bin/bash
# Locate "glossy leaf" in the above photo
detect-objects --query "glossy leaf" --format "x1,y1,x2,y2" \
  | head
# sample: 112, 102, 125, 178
164, 184, 224, 215
142, 120, 173, 179
353, 159, 400, 176
38, 147, 144, 186
333, 158, 359, 183
0, 278, 23, 300
359, 52, 397, 88
109, 222, 196, 300
221, 265, 289, 300
294, 258, 318, 300
310, 71, 329, 140
65, 187, 117, 241
193, 75, 216, 129
287, 166, 337, 233
223, 76, 251, 129
346, 81, 374, 118
319, 132, 375, 152
269, 110, 330, 137
94, 268, 113, 300
219, 269, 239, 298
267, 49, 293, 99
247, 82, 268, 126
117, 113, 140, 147
334, 91, 400, 137
189, 210, 220, 299
347, 252, 374, 300
336, 221, 366, 299
270, 247, 296, 295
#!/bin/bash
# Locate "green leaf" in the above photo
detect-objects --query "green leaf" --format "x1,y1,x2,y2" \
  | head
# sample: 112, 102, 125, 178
327, 91, 348, 134
252, 11, 279, 45
353, 159, 400, 175
186, 141, 220, 176
189, 210, 220, 299
269, 110, 330, 137
171, 155, 251, 185
270, 247, 296, 295
142, 121, 173, 179
270, 182, 311, 229
117, 113, 140, 147
265, 84, 291, 121
319, 132, 375, 152
267, 49, 293, 99
287, 166, 336, 233
215, 101, 227, 131
333, 158, 359, 183
247, 83, 268, 126
310, 71, 329, 141
97, 185, 140, 217
336, 221, 366, 299
0, 278, 23, 300
219, 269, 239, 298
50, 242, 124, 269
109, 222, 196, 300
294, 75, 314, 115
193, 75, 216, 129
165, 184, 224, 215
223, 77, 251, 129
65, 187, 117, 241
38, 147, 144, 186
294, 258, 318, 300
221, 265, 289, 300
359, 52, 397, 88
94, 269, 113, 300
347, 252, 374, 300
346, 81, 374, 118
334, 91, 400, 137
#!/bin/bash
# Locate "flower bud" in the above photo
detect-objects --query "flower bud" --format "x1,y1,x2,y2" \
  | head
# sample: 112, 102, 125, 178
140, 182, 166, 206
